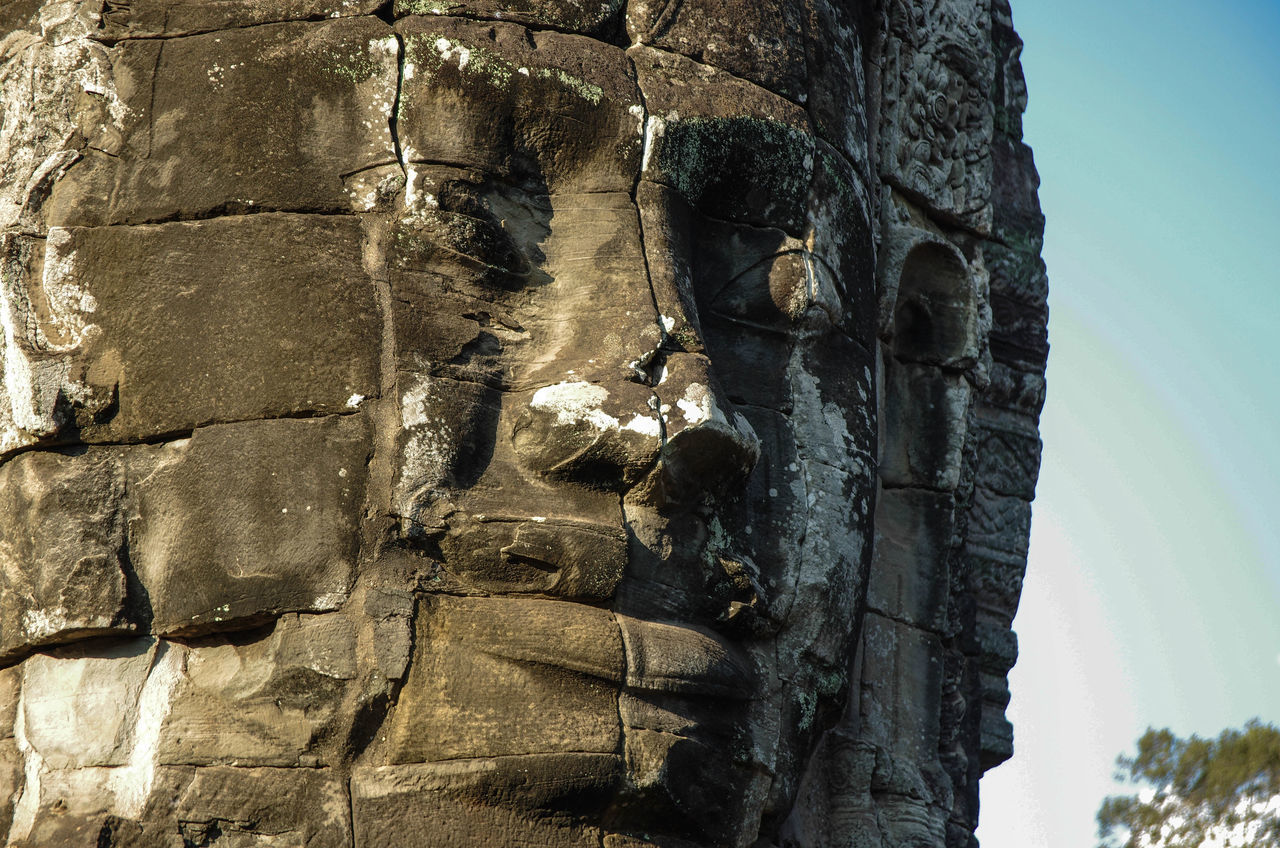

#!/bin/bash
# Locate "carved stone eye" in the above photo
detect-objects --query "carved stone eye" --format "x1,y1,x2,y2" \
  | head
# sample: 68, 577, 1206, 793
706, 251, 809, 331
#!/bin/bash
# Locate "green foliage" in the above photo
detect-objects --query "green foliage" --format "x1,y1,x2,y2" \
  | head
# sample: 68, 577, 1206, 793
1097, 720, 1280, 848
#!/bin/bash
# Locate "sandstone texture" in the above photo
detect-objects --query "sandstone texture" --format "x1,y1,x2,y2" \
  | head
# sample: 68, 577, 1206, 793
0, 1, 1046, 846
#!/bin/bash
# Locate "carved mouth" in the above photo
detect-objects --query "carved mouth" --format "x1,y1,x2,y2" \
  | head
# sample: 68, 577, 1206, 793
383, 593, 759, 841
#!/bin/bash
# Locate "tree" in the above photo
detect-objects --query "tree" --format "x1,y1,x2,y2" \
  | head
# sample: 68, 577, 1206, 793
1097, 720, 1280, 848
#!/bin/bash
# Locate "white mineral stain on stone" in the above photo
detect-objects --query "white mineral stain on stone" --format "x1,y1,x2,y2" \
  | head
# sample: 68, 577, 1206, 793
400, 145, 420, 205
530, 381, 664, 438
641, 113, 669, 174
1, 227, 100, 454
397, 374, 455, 505
20, 608, 69, 643
10, 695, 42, 843
434, 37, 472, 71
109, 641, 183, 817
676, 382, 717, 426
346, 393, 365, 408
660, 314, 676, 334
531, 381, 614, 429
623, 413, 662, 438
400, 376, 432, 429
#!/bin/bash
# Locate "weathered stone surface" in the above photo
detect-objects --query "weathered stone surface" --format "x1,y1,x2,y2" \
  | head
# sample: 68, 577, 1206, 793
99, 0, 386, 38
881, 359, 971, 490
19, 639, 156, 770
879, 0, 996, 232
633, 45, 813, 234
0, 0, 1047, 845
0, 449, 134, 661
46, 18, 401, 226
41, 214, 377, 445
627, 0, 808, 102
353, 757, 612, 848
0, 7, 114, 235
130, 415, 370, 635
396, 0, 624, 36
396, 18, 642, 195
867, 488, 957, 633
384, 596, 624, 764
0, 231, 114, 456
154, 615, 358, 766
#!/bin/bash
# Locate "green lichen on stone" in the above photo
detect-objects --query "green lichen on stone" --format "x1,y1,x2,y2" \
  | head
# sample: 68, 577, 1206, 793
796, 688, 818, 730
317, 50, 382, 85
657, 116, 813, 206
818, 146, 858, 212
397, 0, 456, 13
816, 666, 847, 697
535, 68, 602, 105
407, 32, 517, 89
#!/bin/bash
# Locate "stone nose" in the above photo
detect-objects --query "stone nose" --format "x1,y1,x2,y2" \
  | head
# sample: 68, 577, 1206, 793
511, 379, 664, 491
648, 353, 761, 508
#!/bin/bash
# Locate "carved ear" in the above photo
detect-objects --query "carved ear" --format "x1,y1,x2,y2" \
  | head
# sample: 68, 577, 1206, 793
891, 241, 979, 368
878, 226, 979, 370
878, 227, 979, 491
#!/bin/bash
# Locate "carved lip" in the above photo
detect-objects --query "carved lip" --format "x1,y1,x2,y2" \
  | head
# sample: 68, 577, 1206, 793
452, 595, 756, 699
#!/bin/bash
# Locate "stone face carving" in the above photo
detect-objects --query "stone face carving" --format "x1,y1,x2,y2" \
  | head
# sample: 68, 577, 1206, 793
0, 1, 1046, 846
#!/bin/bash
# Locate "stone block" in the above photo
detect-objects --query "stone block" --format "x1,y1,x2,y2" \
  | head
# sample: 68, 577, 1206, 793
966, 487, 1032, 558
990, 292, 1050, 371
867, 488, 956, 633
983, 236, 1048, 307
964, 547, 1027, 625
100, 0, 385, 37
155, 615, 358, 767
19, 638, 156, 769
632, 46, 813, 234
805, 0, 872, 176
990, 134, 1046, 247
385, 596, 624, 764
0, 232, 114, 457
44, 214, 380, 443
982, 362, 1047, 419
0, 737, 17, 843
888, 240, 983, 370
396, 18, 641, 195
129, 415, 370, 635
353, 757, 614, 848
627, 0, 807, 102
139, 765, 353, 848
0, 449, 135, 662
857, 613, 944, 764
807, 141, 878, 348
881, 359, 971, 491
878, 0, 994, 232
47, 19, 400, 225
972, 418, 1042, 500
395, 0, 624, 37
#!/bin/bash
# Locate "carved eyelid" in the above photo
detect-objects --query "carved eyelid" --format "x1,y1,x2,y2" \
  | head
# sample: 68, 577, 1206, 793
703, 249, 812, 328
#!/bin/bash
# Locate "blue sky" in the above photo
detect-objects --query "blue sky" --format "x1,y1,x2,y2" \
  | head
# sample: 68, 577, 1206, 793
976, 1, 1280, 846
